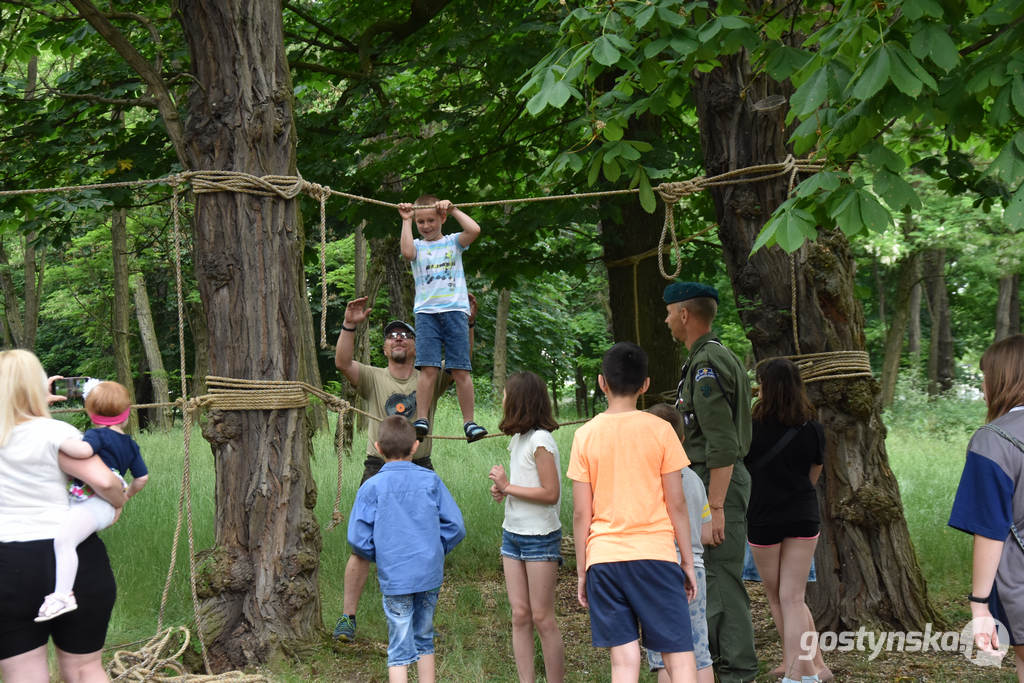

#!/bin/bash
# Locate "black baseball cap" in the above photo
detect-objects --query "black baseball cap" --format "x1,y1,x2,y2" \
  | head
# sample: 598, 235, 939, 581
383, 320, 415, 337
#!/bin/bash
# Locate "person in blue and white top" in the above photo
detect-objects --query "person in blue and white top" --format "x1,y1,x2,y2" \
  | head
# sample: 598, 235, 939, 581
950, 334, 1024, 679
399, 194, 487, 444
489, 371, 565, 683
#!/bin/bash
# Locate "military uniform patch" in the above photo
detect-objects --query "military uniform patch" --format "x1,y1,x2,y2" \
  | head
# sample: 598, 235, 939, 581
694, 366, 717, 382
700, 383, 712, 397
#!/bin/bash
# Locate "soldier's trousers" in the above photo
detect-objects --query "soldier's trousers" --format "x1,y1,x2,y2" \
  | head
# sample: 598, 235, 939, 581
693, 462, 758, 683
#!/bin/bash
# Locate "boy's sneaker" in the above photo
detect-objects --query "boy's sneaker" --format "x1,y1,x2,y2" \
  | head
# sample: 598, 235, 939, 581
35, 592, 77, 622
333, 614, 356, 641
412, 418, 430, 441
464, 421, 487, 443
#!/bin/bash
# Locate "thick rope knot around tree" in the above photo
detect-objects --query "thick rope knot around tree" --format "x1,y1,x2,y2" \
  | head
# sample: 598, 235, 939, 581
756, 351, 874, 384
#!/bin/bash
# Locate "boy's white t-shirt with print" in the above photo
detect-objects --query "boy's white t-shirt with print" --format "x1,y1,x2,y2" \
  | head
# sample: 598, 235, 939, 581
411, 234, 470, 314
502, 429, 562, 536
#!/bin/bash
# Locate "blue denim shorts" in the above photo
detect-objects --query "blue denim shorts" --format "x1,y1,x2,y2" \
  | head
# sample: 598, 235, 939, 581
414, 311, 471, 371
648, 565, 711, 671
382, 589, 439, 667
586, 560, 693, 652
500, 528, 563, 564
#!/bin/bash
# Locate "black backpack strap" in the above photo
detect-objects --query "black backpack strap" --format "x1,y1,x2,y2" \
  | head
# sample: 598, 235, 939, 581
746, 425, 801, 474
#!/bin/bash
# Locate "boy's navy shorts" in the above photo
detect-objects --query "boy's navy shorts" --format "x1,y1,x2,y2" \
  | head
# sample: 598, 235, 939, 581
585, 560, 693, 652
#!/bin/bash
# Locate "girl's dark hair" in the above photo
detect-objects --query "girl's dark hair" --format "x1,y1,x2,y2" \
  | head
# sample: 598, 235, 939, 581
980, 334, 1024, 423
499, 371, 558, 435
752, 358, 816, 426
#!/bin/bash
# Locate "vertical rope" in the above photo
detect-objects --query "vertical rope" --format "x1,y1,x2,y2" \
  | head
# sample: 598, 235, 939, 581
318, 186, 330, 349
181, 402, 212, 674
172, 181, 188, 401
657, 204, 683, 280
632, 261, 647, 409
326, 405, 349, 531
786, 155, 802, 354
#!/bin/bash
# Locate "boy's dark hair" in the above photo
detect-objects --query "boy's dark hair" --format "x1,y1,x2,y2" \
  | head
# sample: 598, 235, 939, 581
646, 403, 684, 443
377, 415, 417, 459
499, 371, 558, 435
601, 342, 648, 396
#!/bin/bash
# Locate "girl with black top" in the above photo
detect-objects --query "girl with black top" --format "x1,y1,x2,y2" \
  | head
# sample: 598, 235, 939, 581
745, 358, 827, 683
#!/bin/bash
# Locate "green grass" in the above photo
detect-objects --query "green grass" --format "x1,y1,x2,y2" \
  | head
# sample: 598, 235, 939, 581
95, 390, 991, 679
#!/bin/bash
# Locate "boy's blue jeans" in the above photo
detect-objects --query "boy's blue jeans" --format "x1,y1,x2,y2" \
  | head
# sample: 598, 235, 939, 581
382, 588, 439, 667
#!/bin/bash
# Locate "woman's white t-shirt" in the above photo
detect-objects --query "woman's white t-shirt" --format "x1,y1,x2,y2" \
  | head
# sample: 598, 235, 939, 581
502, 429, 562, 536
0, 417, 81, 542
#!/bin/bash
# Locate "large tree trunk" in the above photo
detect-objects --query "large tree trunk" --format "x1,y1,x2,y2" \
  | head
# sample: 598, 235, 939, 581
177, 3, 321, 670
996, 273, 1020, 341
132, 273, 171, 431
692, 52, 938, 631
492, 287, 511, 398
598, 118, 682, 409
923, 249, 954, 395
111, 207, 138, 433
879, 251, 921, 408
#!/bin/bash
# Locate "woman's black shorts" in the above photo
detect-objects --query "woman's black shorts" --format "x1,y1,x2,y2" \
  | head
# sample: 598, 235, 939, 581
0, 533, 116, 659
747, 520, 820, 547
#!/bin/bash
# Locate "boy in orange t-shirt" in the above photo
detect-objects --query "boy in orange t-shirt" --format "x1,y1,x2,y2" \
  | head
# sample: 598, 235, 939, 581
568, 341, 698, 682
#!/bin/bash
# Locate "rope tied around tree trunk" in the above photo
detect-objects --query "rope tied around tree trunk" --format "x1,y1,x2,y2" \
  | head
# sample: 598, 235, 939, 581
756, 351, 874, 383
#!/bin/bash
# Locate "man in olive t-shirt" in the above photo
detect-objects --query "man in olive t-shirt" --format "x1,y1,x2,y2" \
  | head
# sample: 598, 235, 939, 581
331, 294, 473, 642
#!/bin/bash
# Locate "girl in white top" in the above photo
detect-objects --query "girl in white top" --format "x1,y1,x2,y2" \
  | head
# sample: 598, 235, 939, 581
489, 371, 565, 683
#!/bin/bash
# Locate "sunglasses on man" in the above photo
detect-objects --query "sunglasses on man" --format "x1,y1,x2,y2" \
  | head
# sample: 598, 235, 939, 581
386, 331, 413, 340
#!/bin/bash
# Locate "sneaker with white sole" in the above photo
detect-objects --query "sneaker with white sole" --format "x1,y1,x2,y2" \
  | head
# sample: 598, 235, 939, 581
35, 591, 77, 622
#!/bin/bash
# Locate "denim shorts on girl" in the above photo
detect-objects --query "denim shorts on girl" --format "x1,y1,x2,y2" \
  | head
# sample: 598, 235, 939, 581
500, 528, 563, 564
382, 588, 439, 667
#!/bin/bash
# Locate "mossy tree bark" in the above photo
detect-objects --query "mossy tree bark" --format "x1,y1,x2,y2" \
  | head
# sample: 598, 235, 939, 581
176, 2, 321, 670
692, 52, 939, 631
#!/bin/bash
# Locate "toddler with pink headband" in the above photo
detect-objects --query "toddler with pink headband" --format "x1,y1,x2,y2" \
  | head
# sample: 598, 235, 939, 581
34, 380, 149, 622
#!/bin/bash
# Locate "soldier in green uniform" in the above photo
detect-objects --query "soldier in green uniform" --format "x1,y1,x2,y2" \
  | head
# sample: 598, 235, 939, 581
664, 281, 757, 682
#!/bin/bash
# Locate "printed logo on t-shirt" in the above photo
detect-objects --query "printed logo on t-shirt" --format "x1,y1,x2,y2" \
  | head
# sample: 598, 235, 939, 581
384, 392, 417, 419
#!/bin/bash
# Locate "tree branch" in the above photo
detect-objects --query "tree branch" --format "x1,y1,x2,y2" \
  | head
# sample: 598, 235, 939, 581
960, 15, 1024, 56
66, 0, 187, 167
42, 88, 157, 108
283, 1, 357, 51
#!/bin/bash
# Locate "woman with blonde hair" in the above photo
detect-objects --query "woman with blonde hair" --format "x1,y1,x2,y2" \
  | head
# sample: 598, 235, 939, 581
0, 349, 127, 683
950, 334, 1024, 680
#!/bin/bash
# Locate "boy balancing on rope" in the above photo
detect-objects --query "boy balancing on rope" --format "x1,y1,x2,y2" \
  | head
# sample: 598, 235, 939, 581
399, 195, 487, 442
35, 380, 148, 621
347, 415, 465, 683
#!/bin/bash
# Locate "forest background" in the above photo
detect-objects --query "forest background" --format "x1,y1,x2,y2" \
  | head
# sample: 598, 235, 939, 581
0, 0, 1022, 674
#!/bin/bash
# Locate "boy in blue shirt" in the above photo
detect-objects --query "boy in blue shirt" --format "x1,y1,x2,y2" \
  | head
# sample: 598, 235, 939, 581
347, 415, 466, 682
399, 195, 487, 443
